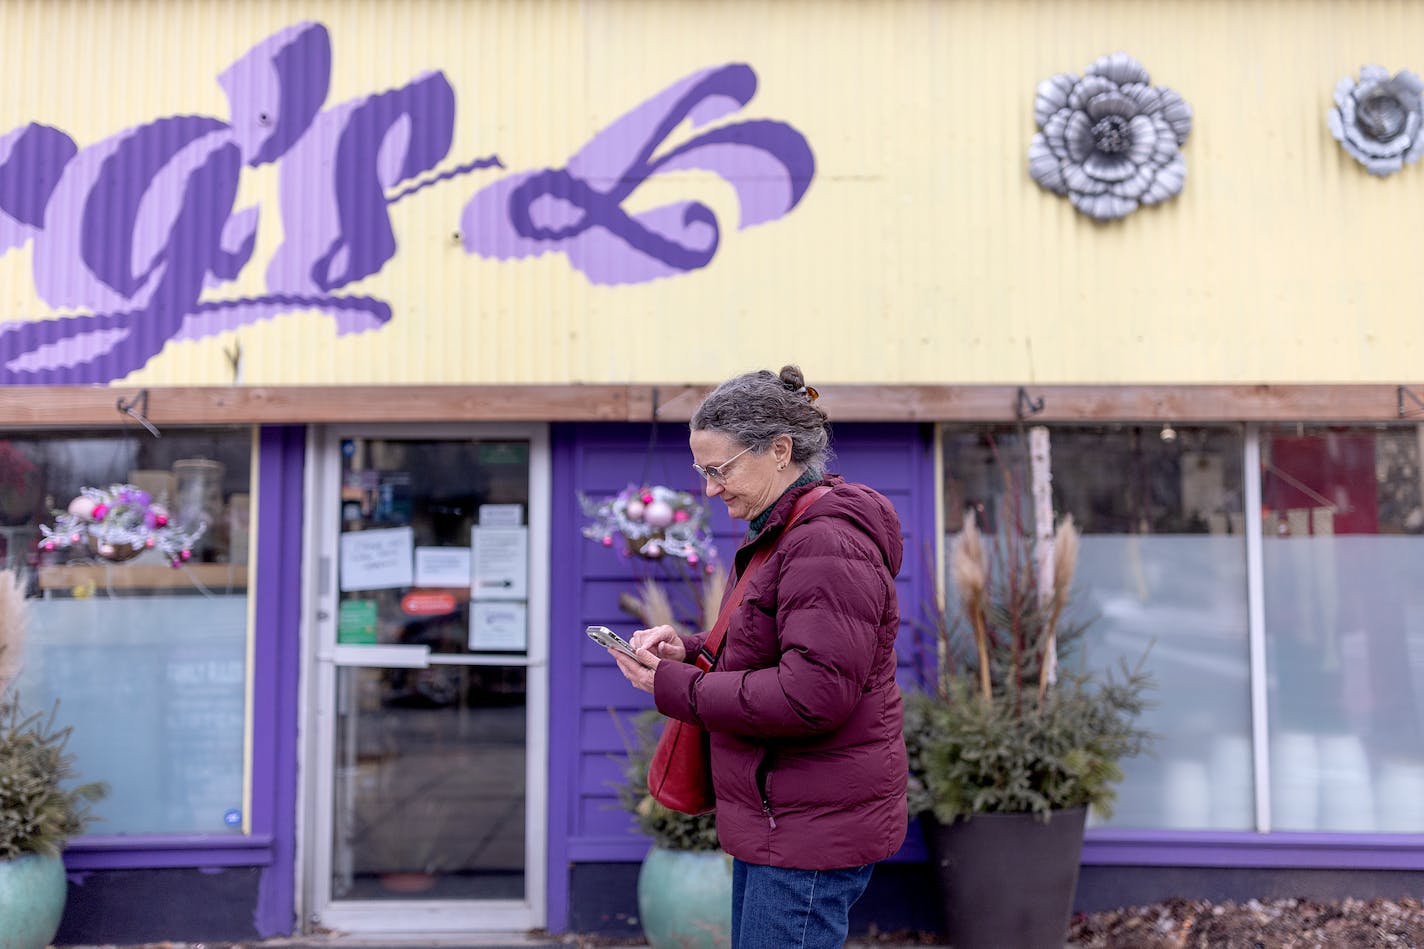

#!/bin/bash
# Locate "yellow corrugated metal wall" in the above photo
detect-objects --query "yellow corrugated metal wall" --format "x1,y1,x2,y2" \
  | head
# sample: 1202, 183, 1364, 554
1, 0, 1422, 386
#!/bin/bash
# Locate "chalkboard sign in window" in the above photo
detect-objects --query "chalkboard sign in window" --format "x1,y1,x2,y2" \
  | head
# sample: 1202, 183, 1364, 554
3, 427, 254, 835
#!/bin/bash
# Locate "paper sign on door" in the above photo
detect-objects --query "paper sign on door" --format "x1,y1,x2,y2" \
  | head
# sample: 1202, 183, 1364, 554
478, 503, 524, 526
340, 527, 414, 591
471, 526, 527, 600
470, 601, 527, 652
414, 546, 472, 587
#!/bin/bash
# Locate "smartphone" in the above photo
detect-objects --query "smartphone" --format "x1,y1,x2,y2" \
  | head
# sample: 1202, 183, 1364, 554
586, 625, 655, 669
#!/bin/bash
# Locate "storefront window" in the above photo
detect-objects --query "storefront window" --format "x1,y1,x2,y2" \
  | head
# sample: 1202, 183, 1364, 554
0, 428, 254, 836
1262, 426, 1424, 832
942, 425, 1252, 830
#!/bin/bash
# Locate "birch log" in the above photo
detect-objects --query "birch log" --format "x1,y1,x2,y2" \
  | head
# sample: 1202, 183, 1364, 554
1029, 426, 1056, 689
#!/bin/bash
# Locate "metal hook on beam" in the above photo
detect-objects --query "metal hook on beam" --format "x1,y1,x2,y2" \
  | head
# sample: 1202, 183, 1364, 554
1015, 386, 1045, 421
116, 388, 161, 438
1398, 386, 1424, 419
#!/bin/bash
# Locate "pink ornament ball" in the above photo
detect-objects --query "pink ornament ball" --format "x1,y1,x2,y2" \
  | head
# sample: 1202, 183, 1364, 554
625, 499, 646, 521
145, 538, 156, 548
67, 496, 97, 519
70, 533, 81, 543
91, 504, 109, 520
642, 541, 663, 558
180, 549, 192, 561
155, 513, 168, 527
601, 535, 614, 547
43, 541, 55, 551
640, 492, 654, 504
687, 553, 699, 565
673, 509, 689, 523
643, 500, 674, 528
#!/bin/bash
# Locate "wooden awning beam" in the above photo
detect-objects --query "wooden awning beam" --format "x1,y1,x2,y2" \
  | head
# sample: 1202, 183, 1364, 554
0, 383, 1420, 427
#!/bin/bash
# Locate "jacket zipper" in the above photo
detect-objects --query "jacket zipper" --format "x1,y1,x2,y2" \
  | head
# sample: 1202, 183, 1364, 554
761, 772, 777, 829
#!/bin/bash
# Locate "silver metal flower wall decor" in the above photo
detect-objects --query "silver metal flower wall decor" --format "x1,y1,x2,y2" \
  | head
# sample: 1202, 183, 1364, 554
1327, 66, 1424, 177
1029, 52, 1194, 222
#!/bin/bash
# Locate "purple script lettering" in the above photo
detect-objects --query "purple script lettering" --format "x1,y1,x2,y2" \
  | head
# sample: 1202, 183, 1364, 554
0, 22, 411, 384
0, 27, 813, 385
0, 123, 77, 255
266, 71, 458, 294
218, 22, 332, 167
13, 118, 244, 382
461, 63, 815, 284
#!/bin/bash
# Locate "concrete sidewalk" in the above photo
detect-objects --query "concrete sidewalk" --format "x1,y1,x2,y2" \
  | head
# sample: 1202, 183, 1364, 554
64, 934, 945, 940
64, 935, 949, 949
64, 941, 948, 949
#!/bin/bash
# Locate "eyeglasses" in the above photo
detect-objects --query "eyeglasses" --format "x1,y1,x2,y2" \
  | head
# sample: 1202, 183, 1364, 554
692, 444, 754, 484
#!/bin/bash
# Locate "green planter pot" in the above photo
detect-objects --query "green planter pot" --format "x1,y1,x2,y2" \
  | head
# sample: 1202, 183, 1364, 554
637, 846, 733, 949
0, 852, 67, 949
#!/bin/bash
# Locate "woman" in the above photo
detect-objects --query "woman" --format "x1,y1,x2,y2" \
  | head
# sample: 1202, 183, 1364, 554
609, 365, 907, 949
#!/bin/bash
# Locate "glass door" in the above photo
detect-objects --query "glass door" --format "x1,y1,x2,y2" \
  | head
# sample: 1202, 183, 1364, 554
304, 425, 548, 934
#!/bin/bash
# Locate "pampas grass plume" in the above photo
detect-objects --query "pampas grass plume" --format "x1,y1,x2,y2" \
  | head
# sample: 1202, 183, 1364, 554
951, 511, 987, 609
0, 569, 27, 694
698, 570, 727, 632
1052, 515, 1079, 609
952, 512, 993, 701
1038, 515, 1080, 700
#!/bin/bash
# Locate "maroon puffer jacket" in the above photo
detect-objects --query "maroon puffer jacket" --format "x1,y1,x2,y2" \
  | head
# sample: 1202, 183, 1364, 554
653, 475, 908, 869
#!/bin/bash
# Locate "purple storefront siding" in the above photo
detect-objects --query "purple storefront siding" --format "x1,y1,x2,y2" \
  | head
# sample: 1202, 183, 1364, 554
251, 426, 305, 936
546, 421, 936, 932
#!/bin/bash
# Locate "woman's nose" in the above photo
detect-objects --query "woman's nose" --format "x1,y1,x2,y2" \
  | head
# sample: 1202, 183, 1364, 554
704, 478, 723, 498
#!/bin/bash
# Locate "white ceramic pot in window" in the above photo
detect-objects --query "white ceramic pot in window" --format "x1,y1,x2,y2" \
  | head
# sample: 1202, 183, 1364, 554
1271, 732, 1320, 831
1375, 759, 1424, 832
1317, 734, 1374, 832
1162, 759, 1211, 829
1209, 735, 1254, 830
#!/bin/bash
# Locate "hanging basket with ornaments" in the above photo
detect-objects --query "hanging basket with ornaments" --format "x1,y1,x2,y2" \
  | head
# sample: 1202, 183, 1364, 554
39, 484, 206, 567
581, 484, 718, 570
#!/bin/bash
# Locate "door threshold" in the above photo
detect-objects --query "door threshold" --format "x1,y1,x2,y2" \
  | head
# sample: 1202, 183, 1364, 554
264, 936, 590, 949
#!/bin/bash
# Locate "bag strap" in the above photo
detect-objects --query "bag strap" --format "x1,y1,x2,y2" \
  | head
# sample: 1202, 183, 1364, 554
693, 485, 832, 673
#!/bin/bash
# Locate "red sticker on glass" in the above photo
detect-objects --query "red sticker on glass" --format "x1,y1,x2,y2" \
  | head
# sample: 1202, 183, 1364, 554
400, 591, 458, 616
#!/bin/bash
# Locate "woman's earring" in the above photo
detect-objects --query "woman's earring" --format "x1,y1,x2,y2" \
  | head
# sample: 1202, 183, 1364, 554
778, 462, 787, 470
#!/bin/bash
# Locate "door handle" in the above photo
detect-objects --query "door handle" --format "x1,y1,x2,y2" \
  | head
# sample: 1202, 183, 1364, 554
331, 644, 431, 668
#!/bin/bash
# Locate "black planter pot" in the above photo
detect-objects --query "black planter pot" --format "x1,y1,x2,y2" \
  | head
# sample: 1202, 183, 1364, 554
923, 806, 1087, 949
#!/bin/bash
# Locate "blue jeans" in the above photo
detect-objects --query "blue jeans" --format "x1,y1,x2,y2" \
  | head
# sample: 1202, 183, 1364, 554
731, 858, 874, 949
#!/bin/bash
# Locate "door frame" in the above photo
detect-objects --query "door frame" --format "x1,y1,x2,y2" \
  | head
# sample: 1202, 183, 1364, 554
295, 423, 550, 934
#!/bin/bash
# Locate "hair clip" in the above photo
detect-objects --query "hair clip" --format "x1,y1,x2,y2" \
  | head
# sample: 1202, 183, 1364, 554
797, 384, 820, 403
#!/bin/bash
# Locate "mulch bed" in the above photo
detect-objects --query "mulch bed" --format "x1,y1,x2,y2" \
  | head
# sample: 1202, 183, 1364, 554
846, 896, 1424, 947
1065, 896, 1424, 948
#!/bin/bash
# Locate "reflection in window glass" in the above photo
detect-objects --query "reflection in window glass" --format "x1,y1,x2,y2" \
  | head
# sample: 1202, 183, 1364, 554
332, 665, 527, 900
942, 425, 1251, 830
0, 428, 253, 835
1262, 426, 1424, 832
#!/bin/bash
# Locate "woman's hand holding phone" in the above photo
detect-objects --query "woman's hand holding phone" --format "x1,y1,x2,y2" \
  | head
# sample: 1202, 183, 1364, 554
630, 624, 686, 662
587, 625, 653, 666
594, 624, 686, 694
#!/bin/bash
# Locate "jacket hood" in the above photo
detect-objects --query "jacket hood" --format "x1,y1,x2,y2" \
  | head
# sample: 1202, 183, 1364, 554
761, 475, 904, 578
